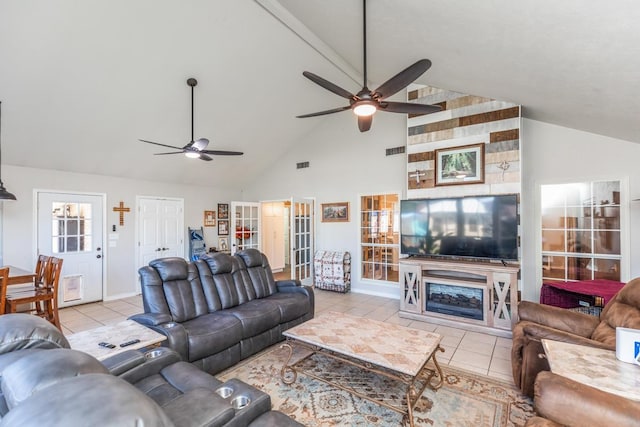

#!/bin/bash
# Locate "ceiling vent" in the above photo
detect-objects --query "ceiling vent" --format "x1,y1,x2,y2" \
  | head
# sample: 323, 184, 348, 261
386, 146, 406, 156
296, 161, 310, 169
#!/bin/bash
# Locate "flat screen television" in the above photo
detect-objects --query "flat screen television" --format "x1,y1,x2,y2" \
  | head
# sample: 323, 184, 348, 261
400, 194, 518, 261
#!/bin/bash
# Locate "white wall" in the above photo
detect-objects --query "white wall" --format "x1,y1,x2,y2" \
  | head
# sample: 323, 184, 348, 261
521, 118, 640, 302
243, 112, 408, 298
1, 164, 240, 299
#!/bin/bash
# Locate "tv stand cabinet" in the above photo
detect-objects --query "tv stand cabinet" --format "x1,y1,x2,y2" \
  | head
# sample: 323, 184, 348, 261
399, 258, 520, 337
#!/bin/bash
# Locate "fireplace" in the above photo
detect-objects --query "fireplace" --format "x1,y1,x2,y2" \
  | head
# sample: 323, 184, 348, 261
425, 282, 484, 321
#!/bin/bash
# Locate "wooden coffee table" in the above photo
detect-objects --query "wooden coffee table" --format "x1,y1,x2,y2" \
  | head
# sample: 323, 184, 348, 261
281, 311, 444, 427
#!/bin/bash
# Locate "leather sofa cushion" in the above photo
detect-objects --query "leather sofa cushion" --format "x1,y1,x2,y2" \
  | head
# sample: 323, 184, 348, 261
591, 278, 640, 344
1, 349, 108, 409
181, 314, 243, 362
0, 314, 69, 355
221, 299, 281, 338
266, 293, 311, 322
150, 257, 190, 282
0, 374, 174, 427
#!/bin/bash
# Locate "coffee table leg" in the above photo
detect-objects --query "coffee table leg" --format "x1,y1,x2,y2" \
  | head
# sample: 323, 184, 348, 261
279, 343, 297, 385
406, 389, 415, 427
428, 346, 445, 390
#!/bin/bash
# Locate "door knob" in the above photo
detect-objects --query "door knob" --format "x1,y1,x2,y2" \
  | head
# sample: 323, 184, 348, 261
162, 247, 168, 251
96, 247, 101, 251
96, 254, 102, 259
156, 248, 162, 252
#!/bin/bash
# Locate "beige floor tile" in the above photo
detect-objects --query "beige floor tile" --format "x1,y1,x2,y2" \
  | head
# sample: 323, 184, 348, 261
448, 361, 488, 376
487, 371, 515, 385
440, 334, 462, 348
74, 303, 107, 314
495, 337, 512, 348
457, 338, 495, 355
64, 320, 103, 333
363, 310, 393, 322
434, 325, 466, 338
89, 309, 126, 322
383, 313, 412, 327
462, 331, 497, 345
489, 356, 512, 376
491, 345, 512, 361
449, 349, 492, 371
408, 320, 438, 332
437, 345, 455, 362
112, 306, 142, 316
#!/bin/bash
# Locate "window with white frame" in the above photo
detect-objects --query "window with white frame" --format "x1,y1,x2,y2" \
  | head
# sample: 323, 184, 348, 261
541, 181, 621, 282
360, 194, 400, 282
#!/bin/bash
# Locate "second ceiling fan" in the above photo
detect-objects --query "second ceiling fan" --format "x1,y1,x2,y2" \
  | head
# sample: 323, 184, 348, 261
297, 0, 441, 132
139, 78, 243, 161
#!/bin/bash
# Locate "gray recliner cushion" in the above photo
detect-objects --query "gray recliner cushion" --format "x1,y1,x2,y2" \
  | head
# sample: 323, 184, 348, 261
221, 299, 281, 338
181, 314, 243, 362
266, 293, 311, 322
0, 374, 174, 427
1, 349, 108, 409
0, 314, 69, 355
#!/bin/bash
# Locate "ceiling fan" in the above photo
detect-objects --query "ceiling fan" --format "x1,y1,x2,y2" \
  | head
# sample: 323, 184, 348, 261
297, 0, 441, 132
139, 78, 243, 161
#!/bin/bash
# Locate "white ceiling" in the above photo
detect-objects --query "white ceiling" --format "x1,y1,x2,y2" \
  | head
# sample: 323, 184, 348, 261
1, 0, 638, 188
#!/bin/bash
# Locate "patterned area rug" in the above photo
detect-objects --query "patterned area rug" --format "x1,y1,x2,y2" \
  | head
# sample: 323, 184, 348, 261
218, 345, 534, 426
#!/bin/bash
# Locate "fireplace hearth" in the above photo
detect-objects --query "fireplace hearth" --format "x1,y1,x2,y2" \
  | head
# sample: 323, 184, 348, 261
425, 282, 484, 321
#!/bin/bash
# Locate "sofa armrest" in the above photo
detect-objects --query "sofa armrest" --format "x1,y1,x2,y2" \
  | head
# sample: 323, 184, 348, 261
129, 315, 189, 361
115, 347, 182, 384
518, 301, 599, 337
101, 349, 147, 376
162, 387, 234, 427
275, 279, 301, 289
533, 371, 640, 427
522, 323, 615, 350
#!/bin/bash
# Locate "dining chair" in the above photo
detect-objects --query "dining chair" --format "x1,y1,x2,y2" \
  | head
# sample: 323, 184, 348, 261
5, 257, 64, 329
0, 267, 9, 315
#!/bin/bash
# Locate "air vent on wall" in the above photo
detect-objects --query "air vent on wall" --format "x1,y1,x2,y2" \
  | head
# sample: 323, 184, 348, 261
386, 146, 406, 156
296, 161, 310, 169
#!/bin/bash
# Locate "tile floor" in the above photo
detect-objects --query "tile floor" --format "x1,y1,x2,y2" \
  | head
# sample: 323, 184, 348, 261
59, 289, 514, 384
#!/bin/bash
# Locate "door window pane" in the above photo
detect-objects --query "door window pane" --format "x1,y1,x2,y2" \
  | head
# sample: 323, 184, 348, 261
360, 194, 400, 283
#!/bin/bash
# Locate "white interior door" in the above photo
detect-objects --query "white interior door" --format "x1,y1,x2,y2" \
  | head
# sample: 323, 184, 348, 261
230, 201, 260, 254
290, 198, 314, 285
261, 202, 285, 271
137, 197, 184, 270
37, 192, 104, 308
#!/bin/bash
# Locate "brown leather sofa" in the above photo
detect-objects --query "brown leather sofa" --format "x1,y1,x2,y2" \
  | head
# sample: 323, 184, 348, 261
525, 371, 640, 427
511, 277, 640, 397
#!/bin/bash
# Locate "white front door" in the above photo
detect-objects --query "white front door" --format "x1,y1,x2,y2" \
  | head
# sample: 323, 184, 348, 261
230, 201, 260, 254
290, 198, 314, 286
37, 192, 104, 308
137, 197, 184, 270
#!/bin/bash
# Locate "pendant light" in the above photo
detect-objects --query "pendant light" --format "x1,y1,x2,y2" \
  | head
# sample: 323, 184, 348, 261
0, 102, 16, 200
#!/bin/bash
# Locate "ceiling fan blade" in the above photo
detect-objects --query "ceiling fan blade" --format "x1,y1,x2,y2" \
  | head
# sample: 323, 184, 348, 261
380, 101, 442, 114
153, 151, 185, 155
139, 139, 185, 150
373, 59, 432, 99
200, 150, 243, 156
297, 106, 351, 118
302, 71, 355, 100
192, 138, 209, 151
358, 115, 373, 132
199, 154, 213, 161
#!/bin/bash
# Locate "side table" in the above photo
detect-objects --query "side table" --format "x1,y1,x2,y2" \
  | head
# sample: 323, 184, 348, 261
66, 320, 166, 361
541, 339, 640, 401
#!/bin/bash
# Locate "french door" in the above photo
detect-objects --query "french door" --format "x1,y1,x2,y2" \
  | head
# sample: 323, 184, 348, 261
230, 201, 261, 254
37, 192, 105, 307
290, 198, 314, 285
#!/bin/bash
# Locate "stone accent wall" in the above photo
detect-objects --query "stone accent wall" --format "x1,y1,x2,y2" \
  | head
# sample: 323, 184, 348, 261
406, 86, 521, 198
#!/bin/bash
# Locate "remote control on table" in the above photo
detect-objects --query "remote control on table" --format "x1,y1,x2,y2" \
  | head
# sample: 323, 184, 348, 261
98, 342, 116, 349
119, 339, 141, 348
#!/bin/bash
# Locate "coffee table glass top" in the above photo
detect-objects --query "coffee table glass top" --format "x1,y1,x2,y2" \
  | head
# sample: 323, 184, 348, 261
283, 311, 442, 376
66, 320, 166, 360
542, 339, 640, 401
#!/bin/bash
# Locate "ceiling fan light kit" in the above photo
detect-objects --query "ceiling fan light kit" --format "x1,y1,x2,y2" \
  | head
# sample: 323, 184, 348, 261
139, 78, 243, 161
297, 0, 441, 132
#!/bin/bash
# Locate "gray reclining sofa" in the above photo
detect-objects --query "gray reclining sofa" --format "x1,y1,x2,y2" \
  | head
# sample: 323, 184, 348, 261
0, 313, 302, 427
131, 248, 314, 374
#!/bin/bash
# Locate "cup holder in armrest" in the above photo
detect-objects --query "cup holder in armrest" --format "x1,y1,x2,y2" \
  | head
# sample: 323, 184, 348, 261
215, 386, 234, 399
231, 395, 251, 410
144, 349, 165, 359
162, 322, 178, 329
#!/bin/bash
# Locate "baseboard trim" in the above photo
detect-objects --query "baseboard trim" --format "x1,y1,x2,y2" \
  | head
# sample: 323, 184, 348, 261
103, 291, 139, 302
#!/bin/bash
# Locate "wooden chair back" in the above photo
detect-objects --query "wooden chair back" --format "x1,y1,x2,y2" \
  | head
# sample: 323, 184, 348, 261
0, 267, 8, 315
34, 255, 50, 288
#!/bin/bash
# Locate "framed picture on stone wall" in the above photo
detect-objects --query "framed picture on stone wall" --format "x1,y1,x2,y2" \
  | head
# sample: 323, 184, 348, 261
435, 143, 485, 186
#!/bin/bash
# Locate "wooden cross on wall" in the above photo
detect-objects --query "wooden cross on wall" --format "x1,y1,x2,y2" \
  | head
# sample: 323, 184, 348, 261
113, 201, 130, 226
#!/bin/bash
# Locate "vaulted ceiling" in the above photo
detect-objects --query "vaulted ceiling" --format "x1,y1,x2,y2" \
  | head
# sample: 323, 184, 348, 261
1, 0, 638, 188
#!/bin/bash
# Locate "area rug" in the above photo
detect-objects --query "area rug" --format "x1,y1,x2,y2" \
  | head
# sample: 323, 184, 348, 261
218, 345, 534, 426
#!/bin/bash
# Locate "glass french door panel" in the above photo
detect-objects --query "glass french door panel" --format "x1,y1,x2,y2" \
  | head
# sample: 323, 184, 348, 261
593, 258, 621, 281
542, 254, 567, 280
541, 230, 565, 252
567, 230, 592, 254
566, 256, 594, 281
593, 230, 620, 253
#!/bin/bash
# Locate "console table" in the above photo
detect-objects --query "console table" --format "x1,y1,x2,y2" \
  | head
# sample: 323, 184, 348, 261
399, 258, 520, 337
542, 339, 640, 401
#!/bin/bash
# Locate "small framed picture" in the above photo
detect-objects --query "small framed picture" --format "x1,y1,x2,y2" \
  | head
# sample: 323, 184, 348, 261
204, 210, 216, 227
435, 143, 485, 186
218, 237, 229, 252
217, 203, 229, 219
321, 202, 349, 222
218, 220, 229, 236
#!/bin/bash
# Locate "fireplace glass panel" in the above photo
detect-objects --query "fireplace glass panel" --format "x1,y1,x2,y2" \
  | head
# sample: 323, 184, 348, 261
425, 282, 483, 321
